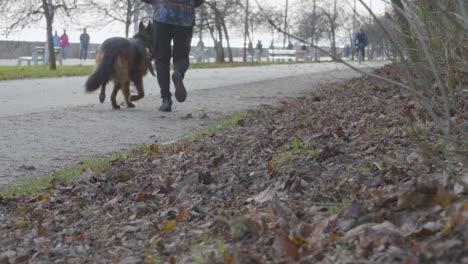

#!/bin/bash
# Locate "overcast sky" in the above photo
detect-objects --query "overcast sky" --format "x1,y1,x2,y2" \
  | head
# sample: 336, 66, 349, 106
1, 0, 388, 46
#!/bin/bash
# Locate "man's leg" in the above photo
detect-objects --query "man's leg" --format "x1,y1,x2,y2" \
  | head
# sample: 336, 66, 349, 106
84, 46, 88, 60
153, 22, 174, 111
172, 26, 193, 77
172, 25, 193, 102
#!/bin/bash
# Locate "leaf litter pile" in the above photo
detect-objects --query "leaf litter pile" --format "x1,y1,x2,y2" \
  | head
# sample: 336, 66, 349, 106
1, 65, 467, 263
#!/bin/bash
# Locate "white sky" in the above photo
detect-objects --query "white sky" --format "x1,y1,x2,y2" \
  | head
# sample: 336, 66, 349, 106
1, 0, 388, 47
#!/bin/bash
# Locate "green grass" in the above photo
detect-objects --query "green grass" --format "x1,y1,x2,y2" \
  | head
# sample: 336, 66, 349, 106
0, 65, 94, 81
183, 113, 246, 141
0, 113, 244, 198
0, 60, 317, 81
0, 151, 127, 198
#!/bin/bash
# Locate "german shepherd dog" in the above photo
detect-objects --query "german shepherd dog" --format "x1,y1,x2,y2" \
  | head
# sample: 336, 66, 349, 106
85, 21, 153, 109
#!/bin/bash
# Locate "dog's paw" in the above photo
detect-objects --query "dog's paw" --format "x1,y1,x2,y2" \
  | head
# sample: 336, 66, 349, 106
112, 105, 121, 110
127, 103, 135, 108
99, 94, 105, 103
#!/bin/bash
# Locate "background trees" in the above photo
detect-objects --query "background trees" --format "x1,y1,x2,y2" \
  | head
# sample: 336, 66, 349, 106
0, 0, 79, 69
87, 0, 153, 38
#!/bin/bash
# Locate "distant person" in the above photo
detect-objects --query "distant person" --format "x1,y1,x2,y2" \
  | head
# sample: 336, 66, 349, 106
53, 31, 60, 47
195, 39, 205, 62
58, 29, 70, 59
343, 44, 350, 57
248, 41, 254, 61
354, 29, 368, 61
255, 40, 263, 62
79, 28, 90, 60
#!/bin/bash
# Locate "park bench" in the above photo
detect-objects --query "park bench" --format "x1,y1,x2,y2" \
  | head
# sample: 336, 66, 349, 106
296, 50, 306, 61
267, 49, 297, 62
18, 46, 62, 66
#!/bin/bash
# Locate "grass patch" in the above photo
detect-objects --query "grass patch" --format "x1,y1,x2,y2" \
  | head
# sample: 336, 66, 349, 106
0, 151, 127, 198
0, 112, 242, 198
273, 137, 317, 168
0, 65, 94, 81
0, 60, 318, 81
184, 113, 246, 141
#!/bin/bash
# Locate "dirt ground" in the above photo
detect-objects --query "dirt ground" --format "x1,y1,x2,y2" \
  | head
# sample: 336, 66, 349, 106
0, 62, 385, 188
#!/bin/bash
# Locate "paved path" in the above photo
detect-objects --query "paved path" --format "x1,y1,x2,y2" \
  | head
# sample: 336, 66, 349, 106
0, 62, 386, 188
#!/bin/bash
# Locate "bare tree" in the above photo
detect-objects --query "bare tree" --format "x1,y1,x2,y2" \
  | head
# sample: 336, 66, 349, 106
390, 0, 419, 63
295, 0, 324, 48
203, 0, 242, 63
88, 0, 152, 38
319, 0, 341, 60
0, 0, 78, 70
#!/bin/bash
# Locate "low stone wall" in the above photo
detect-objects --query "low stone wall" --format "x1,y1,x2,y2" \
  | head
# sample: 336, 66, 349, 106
1, 40, 336, 61
0, 40, 242, 60
0, 40, 101, 59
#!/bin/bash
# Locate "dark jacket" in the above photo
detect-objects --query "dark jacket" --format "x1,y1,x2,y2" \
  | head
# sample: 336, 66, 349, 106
142, 0, 204, 27
80, 33, 90, 46
354, 32, 368, 49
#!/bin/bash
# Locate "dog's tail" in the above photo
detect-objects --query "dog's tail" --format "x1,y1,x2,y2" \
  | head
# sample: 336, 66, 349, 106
85, 45, 119, 93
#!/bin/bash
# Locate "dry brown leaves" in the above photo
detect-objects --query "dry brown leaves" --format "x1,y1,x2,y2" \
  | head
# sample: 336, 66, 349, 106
0, 65, 466, 263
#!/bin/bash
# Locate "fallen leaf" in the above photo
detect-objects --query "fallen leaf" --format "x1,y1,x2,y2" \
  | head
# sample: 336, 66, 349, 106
15, 217, 26, 227
267, 161, 276, 172
37, 224, 46, 236
161, 220, 177, 232
149, 144, 159, 153
134, 192, 146, 201
247, 186, 276, 203
327, 234, 343, 243
176, 206, 186, 221
27, 194, 50, 203
272, 230, 300, 261
334, 127, 344, 137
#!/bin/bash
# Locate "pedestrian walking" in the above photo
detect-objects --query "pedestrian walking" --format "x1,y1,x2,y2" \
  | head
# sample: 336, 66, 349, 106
53, 31, 60, 47
255, 40, 263, 62
354, 29, 368, 61
58, 29, 70, 60
79, 28, 90, 60
141, 0, 205, 112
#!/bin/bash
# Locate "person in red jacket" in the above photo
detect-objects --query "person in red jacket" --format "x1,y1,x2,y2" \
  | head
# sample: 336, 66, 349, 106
142, 0, 205, 112
58, 29, 70, 60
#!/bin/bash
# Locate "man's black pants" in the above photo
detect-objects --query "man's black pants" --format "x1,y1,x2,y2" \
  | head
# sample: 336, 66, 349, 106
356, 46, 365, 61
153, 22, 193, 100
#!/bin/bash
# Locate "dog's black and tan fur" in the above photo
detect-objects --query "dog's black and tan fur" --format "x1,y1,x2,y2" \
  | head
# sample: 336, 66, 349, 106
85, 21, 153, 109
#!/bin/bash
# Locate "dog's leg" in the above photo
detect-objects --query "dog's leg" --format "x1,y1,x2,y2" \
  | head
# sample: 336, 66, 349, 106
99, 83, 107, 103
122, 81, 135, 108
129, 77, 145, 102
111, 83, 120, 109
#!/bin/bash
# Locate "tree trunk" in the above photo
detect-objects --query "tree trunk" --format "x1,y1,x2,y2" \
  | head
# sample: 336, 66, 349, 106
216, 23, 225, 63
391, 0, 419, 63
283, 0, 289, 48
221, 20, 233, 63
42, 0, 56, 70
